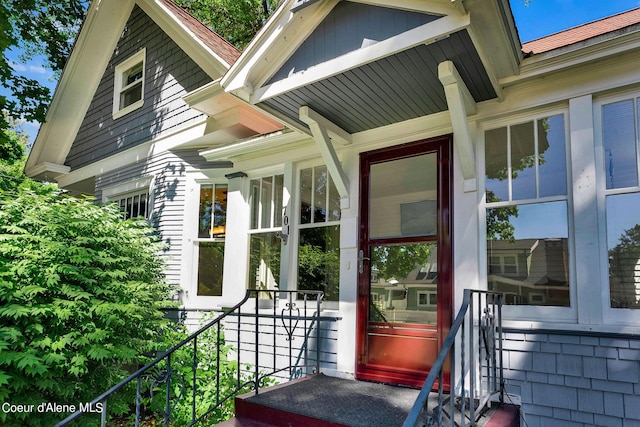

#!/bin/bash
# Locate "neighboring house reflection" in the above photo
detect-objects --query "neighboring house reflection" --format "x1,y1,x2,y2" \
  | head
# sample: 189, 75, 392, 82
488, 238, 570, 306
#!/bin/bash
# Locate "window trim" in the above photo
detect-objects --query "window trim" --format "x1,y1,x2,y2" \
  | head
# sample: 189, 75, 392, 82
289, 161, 341, 306
480, 108, 576, 322
112, 48, 146, 119
103, 176, 153, 220
595, 92, 640, 325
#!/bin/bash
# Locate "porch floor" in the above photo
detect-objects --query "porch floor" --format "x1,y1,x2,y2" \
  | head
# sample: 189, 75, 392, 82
220, 374, 514, 427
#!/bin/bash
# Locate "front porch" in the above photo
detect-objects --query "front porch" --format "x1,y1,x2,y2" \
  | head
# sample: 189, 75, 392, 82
220, 374, 519, 427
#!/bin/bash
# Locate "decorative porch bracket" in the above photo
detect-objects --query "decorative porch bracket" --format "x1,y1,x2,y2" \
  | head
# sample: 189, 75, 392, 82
299, 106, 351, 209
438, 60, 477, 192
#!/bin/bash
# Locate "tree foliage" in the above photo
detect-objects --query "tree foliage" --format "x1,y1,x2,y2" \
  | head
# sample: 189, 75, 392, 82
0, 193, 173, 426
173, 0, 281, 50
0, 0, 88, 160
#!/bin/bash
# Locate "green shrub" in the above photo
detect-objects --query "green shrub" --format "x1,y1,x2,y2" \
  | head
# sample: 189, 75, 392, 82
0, 192, 173, 426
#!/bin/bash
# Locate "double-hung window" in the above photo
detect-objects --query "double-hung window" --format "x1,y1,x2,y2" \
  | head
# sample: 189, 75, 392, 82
196, 183, 227, 296
600, 96, 640, 310
297, 165, 341, 301
113, 49, 145, 119
484, 113, 571, 308
248, 175, 285, 293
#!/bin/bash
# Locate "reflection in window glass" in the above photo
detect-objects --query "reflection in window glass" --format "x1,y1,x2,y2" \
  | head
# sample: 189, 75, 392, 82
299, 166, 340, 225
511, 121, 536, 200
198, 184, 227, 238
249, 232, 281, 293
538, 115, 567, 197
485, 115, 567, 202
485, 127, 508, 202
603, 100, 637, 190
607, 193, 640, 309
298, 225, 340, 301
486, 201, 570, 306
198, 242, 224, 296
369, 243, 437, 325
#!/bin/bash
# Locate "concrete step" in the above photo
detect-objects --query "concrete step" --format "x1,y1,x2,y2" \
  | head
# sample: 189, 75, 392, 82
216, 374, 520, 427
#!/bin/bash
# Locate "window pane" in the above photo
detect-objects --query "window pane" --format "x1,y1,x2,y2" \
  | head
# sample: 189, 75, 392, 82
249, 232, 281, 292
370, 242, 437, 325
212, 184, 227, 237
487, 201, 570, 306
607, 193, 640, 308
300, 168, 313, 224
274, 174, 284, 227
369, 153, 437, 239
197, 242, 224, 296
250, 179, 260, 229
298, 225, 340, 301
538, 115, 567, 197
124, 63, 143, 86
314, 165, 327, 223
198, 185, 214, 238
139, 194, 147, 218
485, 127, 509, 202
511, 121, 536, 200
328, 173, 340, 221
603, 100, 637, 189
261, 176, 273, 229
121, 84, 142, 108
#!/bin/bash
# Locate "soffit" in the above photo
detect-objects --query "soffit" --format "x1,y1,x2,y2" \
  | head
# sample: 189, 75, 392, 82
224, 0, 508, 134
260, 29, 496, 134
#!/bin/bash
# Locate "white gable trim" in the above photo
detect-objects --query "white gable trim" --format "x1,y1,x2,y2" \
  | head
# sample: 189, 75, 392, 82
25, 0, 135, 177
251, 13, 471, 104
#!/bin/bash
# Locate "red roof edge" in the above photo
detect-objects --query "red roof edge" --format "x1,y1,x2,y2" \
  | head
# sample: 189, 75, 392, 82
156, 0, 241, 65
522, 7, 640, 55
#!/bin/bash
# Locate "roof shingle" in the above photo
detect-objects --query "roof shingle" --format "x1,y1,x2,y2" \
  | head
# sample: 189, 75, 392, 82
157, 0, 241, 65
522, 7, 640, 54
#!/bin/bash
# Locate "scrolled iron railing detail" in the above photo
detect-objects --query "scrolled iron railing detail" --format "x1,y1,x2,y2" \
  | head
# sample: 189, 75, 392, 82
282, 302, 301, 341
403, 289, 504, 427
54, 289, 325, 427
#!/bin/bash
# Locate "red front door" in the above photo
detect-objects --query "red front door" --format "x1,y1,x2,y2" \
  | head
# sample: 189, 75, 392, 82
356, 136, 452, 388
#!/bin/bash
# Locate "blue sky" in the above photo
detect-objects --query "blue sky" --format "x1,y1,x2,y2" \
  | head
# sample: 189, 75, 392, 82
511, 0, 640, 42
5, 0, 640, 144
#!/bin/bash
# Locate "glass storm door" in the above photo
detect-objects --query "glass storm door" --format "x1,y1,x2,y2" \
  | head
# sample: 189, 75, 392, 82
356, 136, 452, 388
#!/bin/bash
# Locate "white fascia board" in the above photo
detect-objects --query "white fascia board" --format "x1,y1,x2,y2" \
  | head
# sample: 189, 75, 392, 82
199, 130, 305, 161
56, 119, 209, 189
138, 0, 229, 78
252, 13, 470, 104
25, 0, 134, 175
221, 0, 340, 99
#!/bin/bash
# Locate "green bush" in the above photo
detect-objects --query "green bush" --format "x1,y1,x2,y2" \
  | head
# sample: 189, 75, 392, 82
0, 192, 173, 426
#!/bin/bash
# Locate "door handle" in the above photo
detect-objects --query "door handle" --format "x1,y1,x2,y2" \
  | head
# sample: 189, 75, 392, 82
358, 249, 370, 274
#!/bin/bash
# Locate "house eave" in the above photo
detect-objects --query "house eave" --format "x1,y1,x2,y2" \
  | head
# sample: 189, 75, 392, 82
502, 27, 640, 86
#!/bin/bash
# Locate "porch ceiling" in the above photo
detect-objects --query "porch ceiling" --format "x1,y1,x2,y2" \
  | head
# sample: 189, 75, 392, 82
259, 29, 496, 134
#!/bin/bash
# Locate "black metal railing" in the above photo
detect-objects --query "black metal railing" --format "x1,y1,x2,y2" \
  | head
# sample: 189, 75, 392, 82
54, 289, 324, 427
403, 289, 504, 427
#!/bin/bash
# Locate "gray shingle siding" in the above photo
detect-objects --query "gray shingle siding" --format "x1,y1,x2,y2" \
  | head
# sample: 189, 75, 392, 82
65, 5, 212, 170
503, 330, 640, 427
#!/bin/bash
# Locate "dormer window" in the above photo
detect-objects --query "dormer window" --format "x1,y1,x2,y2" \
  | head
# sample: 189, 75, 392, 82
113, 49, 145, 119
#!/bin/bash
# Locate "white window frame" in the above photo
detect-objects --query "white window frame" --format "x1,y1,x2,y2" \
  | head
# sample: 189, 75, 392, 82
595, 91, 640, 326
112, 48, 146, 119
102, 176, 153, 219
289, 160, 341, 307
247, 172, 287, 293
480, 107, 576, 323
